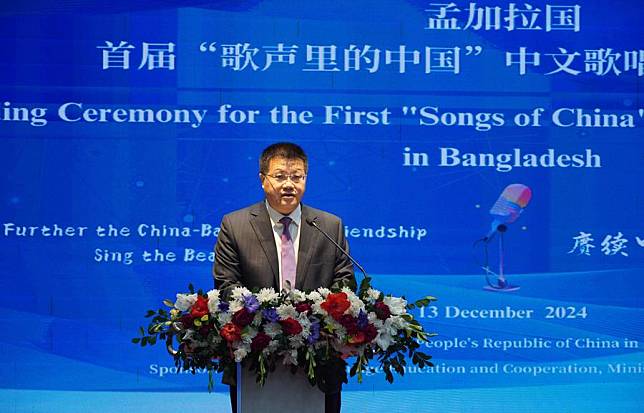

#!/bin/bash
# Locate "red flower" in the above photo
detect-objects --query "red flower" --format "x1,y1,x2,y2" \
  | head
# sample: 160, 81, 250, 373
363, 324, 378, 342
232, 308, 254, 327
339, 314, 359, 335
295, 302, 312, 314
374, 301, 391, 320
251, 332, 271, 352
348, 323, 378, 345
320, 292, 351, 320
179, 314, 194, 328
280, 317, 303, 335
190, 295, 209, 318
199, 324, 212, 336
220, 323, 242, 342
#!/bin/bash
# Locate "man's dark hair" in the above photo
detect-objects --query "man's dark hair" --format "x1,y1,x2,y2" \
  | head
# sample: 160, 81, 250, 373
259, 142, 308, 173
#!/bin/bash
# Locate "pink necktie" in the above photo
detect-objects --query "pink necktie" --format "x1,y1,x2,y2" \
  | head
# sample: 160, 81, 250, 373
279, 216, 296, 290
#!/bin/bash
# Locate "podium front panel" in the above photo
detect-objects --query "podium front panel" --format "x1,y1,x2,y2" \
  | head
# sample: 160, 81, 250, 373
237, 362, 325, 413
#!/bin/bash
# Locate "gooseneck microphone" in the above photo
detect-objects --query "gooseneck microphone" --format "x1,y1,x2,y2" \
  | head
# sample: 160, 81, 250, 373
305, 217, 369, 280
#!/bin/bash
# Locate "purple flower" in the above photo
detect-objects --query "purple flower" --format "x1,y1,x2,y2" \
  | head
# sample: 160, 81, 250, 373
243, 294, 260, 312
218, 301, 229, 312
307, 320, 321, 344
262, 308, 279, 323
357, 310, 368, 329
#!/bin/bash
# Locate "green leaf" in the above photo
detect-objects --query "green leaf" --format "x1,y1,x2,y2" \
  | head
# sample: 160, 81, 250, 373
163, 299, 174, 308
188, 283, 195, 294
413, 296, 438, 308
208, 371, 214, 393
349, 362, 358, 376
138, 327, 145, 336
359, 276, 372, 291
383, 364, 393, 383
131, 337, 141, 344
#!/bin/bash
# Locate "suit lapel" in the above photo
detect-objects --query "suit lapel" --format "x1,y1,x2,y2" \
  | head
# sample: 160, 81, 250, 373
248, 203, 279, 288
296, 205, 320, 289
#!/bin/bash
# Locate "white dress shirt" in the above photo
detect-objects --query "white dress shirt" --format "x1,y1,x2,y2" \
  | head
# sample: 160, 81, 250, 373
265, 201, 302, 287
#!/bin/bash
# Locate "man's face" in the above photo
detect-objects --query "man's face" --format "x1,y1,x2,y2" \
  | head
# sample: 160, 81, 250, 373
261, 157, 307, 215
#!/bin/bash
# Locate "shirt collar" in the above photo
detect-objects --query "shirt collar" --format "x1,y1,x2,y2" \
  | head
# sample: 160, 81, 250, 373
265, 200, 302, 227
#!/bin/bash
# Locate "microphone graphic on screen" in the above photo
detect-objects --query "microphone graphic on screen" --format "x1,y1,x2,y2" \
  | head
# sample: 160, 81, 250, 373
484, 183, 532, 242
480, 184, 532, 292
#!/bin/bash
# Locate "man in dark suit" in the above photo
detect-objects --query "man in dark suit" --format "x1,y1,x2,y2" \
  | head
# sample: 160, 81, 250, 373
213, 142, 356, 413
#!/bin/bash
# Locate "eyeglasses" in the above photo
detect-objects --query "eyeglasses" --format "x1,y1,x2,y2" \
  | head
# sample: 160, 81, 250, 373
262, 173, 307, 184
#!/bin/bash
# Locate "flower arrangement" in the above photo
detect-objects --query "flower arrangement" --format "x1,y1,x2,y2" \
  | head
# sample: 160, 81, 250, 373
134, 279, 436, 390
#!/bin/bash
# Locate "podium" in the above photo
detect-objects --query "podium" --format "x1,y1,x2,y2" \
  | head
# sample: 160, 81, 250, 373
237, 362, 325, 413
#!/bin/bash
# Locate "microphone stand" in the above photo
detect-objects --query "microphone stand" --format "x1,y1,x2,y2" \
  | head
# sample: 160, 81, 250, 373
306, 218, 370, 292
483, 225, 520, 292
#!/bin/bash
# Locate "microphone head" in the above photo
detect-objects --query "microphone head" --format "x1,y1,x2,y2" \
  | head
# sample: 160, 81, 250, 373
489, 184, 532, 225
305, 217, 318, 226
503, 184, 532, 208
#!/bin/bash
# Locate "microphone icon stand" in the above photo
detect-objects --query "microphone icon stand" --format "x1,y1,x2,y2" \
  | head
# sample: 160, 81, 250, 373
483, 225, 520, 292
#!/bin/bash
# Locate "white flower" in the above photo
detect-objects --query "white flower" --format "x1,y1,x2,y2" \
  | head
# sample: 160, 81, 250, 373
174, 293, 197, 311
234, 346, 249, 362
382, 316, 405, 336
383, 296, 407, 315
218, 312, 232, 325
288, 335, 305, 349
372, 317, 402, 350
266, 340, 280, 353
289, 289, 307, 302
276, 304, 297, 319
375, 331, 394, 351
341, 286, 354, 295
206, 290, 220, 314
296, 315, 311, 338
306, 291, 323, 303
231, 286, 252, 300
391, 315, 407, 328
317, 287, 331, 297
206, 289, 220, 301
311, 302, 325, 316
347, 293, 365, 316
334, 324, 348, 339
257, 288, 279, 304
229, 299, 244, 314
263, 322, 282, 338
367, 312, 378, 323
366, 288, 381, 301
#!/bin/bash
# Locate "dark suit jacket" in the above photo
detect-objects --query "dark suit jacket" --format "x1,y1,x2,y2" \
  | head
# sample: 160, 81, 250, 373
213, 202, 356, 296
